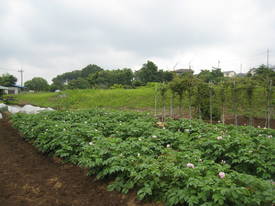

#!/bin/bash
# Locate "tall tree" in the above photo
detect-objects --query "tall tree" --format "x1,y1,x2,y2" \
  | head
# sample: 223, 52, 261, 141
182, 74, 196, 119
0, 73, 17, 87
197, 68, 224, 83
135, 61, 159, 83
81, 64, 103, 77
68, 78, 90, 89
24, 77, 49, 91
169, 77, 186, 116
158, 83, 168, 121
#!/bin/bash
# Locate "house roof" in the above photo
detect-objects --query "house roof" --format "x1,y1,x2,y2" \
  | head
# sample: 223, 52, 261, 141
11, 85, 25, 88
0, 85, 9, 90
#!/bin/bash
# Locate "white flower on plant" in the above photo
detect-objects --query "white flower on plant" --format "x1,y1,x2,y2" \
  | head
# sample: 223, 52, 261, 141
221, 160, 226, 164
63, 128, 66, 131
166, 144, 171, 148
263, 127, 267, 129
257, 125, 261, 128
186, 163, 195, 168
198, 159, 202, 162
216, 136, 223, 140
152, 135, 157, 138
138, 138, 142, 141
84, 121, 87, 124
163, 127, 166, 130
89, 142, 94, 145
137, 153, 140, 157
95, 129, 98, 132
267, 135, 272, 138
185, 129, 190, 133
218, 172, 226, 179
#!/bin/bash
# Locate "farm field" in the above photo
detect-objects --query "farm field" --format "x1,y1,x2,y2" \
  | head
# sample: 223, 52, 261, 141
10, 109, 275, 206
0, 116, 157, 206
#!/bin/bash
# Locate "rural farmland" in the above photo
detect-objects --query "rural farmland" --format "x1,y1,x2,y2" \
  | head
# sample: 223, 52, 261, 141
1, 1, 275, 206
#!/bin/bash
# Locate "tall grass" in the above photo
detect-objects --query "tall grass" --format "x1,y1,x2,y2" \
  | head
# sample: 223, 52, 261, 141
13, 86, 273, 119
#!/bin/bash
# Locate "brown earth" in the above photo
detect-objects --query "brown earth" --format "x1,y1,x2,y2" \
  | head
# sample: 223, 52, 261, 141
224, 116, 275, 129
0, 116, 160, 206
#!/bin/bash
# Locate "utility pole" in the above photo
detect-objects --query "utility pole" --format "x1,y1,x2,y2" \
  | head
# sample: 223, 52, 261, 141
267, 49, 269, 68
18, 68, 24, 87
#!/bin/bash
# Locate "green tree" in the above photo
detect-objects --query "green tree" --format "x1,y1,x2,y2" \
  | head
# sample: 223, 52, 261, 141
197, 68, 224, 83
219, 81, 229, 124
241, 78, 256, 125
81, 64, 103, 77
169, 77, 186, 116
157, 70, 173, 82
24, 77, 49, 91
135, 61, 159, 83
182, 74, 196, 119
0, 73, 17, 87
68, 77, 90, 89
157, 83, 168, 121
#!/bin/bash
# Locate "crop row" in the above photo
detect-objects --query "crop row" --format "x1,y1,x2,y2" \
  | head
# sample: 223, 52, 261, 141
11, 109, 275, 206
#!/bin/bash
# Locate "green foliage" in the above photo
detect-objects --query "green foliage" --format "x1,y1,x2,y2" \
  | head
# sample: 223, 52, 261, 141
135, 61, 159, 83
11, 109, 275, 206
88, 68, 134, 88
52, 64, 103, 89
67, 77, 90, 89
135, 61, 173, 84
81, 64, 103, 78
24, 77, 49, 91
0, 73, 17, 87
197, 68, 224, 83
250, 64, 275, 84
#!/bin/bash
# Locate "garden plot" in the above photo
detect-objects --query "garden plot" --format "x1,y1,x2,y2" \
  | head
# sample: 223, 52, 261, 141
11, 109, 275, 206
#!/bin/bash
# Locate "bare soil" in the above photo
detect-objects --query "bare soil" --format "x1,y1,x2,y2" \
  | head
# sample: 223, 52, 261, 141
0, 117, 158, 206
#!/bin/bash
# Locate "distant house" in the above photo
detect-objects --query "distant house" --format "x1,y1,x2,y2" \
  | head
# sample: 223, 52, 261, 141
223, 71, 236, 78
174, 69, 194, 75
0, 85, 9, 95
1, 85, 25, 95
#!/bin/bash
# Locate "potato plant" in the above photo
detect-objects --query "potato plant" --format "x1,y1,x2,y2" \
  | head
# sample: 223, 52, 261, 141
11, 109, 275, 206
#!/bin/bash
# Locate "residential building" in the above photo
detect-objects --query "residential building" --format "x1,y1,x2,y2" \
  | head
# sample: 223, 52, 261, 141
223, 71, 236, 77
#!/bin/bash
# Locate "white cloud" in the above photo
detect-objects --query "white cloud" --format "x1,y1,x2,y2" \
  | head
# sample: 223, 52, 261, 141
0, 0, 274, 83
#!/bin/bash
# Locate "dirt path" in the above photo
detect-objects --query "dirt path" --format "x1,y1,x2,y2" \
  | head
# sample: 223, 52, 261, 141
0, 118, 149, 206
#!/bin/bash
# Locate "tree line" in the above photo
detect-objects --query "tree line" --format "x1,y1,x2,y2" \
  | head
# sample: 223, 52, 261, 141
155, 65, 274, 128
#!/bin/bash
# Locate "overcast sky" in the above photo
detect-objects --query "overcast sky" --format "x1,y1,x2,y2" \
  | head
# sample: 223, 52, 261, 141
0, 0, 274, 83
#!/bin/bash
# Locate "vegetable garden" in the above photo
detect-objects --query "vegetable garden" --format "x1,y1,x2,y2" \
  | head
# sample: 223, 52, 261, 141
11, 109, 275, 206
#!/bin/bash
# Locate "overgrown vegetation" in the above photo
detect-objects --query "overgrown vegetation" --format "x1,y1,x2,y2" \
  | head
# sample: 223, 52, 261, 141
11, 109, 275, 206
